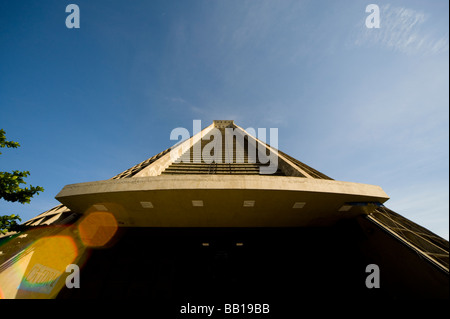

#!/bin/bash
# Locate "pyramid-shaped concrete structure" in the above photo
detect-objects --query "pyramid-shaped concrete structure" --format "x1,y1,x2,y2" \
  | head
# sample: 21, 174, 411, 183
0, 120, 448, 302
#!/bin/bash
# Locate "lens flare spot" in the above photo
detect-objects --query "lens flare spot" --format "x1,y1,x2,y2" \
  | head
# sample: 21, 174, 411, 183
78, 212, 118, 247
19, 235, 78, 294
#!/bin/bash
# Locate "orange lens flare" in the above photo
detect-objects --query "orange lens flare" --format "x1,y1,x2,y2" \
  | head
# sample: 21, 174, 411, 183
77, 212, 118, 247
17, 235, 79, 296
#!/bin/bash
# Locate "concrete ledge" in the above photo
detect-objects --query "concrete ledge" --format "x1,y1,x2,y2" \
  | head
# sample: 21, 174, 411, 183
54, 175, 389, 228
56, 175, 389, 200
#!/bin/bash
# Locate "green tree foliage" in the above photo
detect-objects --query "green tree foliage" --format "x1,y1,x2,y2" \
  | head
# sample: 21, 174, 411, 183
0, 129, 44, 234
0, 214, 22, 234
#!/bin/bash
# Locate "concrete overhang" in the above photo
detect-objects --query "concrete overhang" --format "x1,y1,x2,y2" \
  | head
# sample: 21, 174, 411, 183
55, 175, 389, 227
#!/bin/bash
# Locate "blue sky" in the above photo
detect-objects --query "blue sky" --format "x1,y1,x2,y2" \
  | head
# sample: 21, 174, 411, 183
0, 0, 448, 239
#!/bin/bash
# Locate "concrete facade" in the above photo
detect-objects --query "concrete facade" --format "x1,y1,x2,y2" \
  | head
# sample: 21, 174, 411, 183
0, 120, 448, 301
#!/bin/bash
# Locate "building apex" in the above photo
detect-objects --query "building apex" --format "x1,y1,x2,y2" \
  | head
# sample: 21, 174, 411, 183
213, 120, 234, 128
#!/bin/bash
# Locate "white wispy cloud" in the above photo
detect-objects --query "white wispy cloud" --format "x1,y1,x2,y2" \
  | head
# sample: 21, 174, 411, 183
355, 4, 449, 55
189, 105, 205, 115
168, 97, 187, 104
166, 96, 206, 115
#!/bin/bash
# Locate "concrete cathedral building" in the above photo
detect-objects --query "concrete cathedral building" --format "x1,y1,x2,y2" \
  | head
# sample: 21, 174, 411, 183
0, 120, 448, 301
